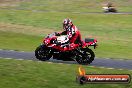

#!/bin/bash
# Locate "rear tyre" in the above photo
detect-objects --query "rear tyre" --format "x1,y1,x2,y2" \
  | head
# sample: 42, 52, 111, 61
109, 8, 117, 13
75, 48, 95, 65
35, 45, 52, 61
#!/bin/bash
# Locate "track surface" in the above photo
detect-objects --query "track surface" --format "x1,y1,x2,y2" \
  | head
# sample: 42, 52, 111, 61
0, 49, 132, 70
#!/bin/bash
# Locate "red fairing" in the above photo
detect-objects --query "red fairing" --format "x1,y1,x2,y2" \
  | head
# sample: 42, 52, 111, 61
85, 39, 98, 46
94, 39, 97, 43
81, 41, 87, 48
43, 39, 50, 45
43, 32, 97, 52
51, 43, 79, 52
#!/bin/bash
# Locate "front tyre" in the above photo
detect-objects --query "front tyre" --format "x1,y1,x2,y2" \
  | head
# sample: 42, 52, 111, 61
75, 48, 95, 65
35, 45, 52, 61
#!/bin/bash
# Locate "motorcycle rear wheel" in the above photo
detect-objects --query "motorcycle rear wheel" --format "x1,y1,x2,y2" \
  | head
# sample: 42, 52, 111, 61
75, 48, 95, 65
35, 45, 52, 61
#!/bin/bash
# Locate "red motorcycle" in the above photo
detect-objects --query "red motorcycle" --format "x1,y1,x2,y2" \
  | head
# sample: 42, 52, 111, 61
35, 32, 98, 65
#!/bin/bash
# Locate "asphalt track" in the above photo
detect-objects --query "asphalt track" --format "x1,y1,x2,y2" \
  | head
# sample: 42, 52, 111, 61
0, 49, 132, 70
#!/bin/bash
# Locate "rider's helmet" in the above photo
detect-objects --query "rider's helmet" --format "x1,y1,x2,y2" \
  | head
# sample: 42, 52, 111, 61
63, 18, 73, 31
107, 2, 113, 7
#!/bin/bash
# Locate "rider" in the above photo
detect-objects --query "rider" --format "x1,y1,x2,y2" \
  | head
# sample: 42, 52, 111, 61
56, 18, 82, 45
106, 2, 113, 8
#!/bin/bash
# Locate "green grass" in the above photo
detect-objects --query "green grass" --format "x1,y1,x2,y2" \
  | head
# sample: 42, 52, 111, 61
0, 58, 132, 88
1, 0, 132, 12
0, 31, 42, 51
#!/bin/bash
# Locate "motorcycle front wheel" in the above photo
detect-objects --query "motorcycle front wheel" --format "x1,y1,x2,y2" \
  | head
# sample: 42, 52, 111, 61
35, 45, 52, 61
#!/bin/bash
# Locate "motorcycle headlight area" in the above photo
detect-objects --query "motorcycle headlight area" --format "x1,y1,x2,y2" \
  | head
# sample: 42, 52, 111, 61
44, 39, 50, 45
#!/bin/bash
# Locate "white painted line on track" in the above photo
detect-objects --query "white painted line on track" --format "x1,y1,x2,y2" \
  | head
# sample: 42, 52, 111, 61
20, 51, 26, 52
16, 59, 24, 60
98, 67, 105, 69
96, 57, 128, 61
107, 68, 114, 69
47, 62, 53, 64
0, 49, 26, 52
89, 65, 116, 70
105, 58, 111, 60
37, 61, 42, 62
9, 50, 15, 51
4, 58, 13, 60
118, 59, 125, 61
118, 69, 123, 70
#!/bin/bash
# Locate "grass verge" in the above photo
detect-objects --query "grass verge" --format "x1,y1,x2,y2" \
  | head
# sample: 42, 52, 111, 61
0, 58, 132, 88
0, 31, 42, 51
0, 0, 132, 12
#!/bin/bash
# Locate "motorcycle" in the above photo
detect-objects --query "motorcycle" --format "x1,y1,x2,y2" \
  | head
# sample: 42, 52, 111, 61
35, 32, 98, 65
102, 6, 117, 13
